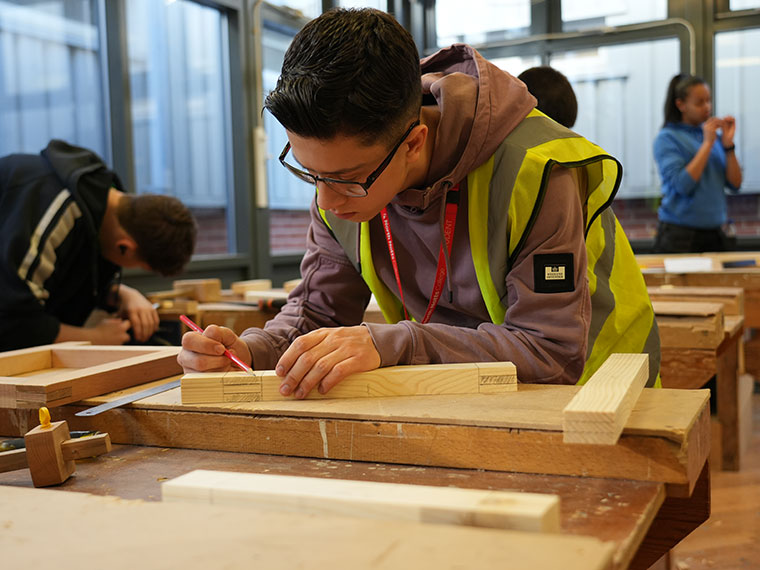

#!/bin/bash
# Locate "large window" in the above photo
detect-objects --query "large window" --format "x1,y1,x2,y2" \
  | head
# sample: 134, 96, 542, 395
550, 38, 680, 197
126, 0, 234, 254
715, 27, 760, 193
561, 0, 667, 31
436, 0, 531, 47
0, 0, 107, 158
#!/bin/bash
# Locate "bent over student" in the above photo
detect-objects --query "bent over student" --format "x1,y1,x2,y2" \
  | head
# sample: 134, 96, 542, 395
0, 139, 197, 351
178, 8, 660, 396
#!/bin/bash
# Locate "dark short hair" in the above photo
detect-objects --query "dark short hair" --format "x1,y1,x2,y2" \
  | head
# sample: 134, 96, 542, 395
264, 8, 422, 147
517, 66, 577, 128
663, 73, 707, 126
117, 194, 197, 276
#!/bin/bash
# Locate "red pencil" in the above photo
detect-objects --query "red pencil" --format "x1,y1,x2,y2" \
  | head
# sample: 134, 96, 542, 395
179, 314, 255, 376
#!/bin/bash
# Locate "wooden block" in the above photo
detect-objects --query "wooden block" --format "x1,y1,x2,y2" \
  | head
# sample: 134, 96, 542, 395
653, 301, 725, 349
24, 420, 75, 486
738, 373, 754, 463
1, 486, 615, 570
647, 285, 744, 316
197, 303, 272, 333
230, 279, 273, 295
162, 469, 560, 533
563, 354, 649, 445
60, 433, 111, 461
182, 362, 518, 404
172, 278, 222, 302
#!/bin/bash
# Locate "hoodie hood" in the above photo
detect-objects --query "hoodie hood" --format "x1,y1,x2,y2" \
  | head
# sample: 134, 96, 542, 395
394, 44, 536, 210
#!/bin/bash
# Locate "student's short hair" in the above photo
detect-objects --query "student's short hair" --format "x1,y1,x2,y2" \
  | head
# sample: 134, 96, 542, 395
264, 8, 422, 147
663, 73, 707, 126
116, 194, 196, 276
517, 66, 577, 128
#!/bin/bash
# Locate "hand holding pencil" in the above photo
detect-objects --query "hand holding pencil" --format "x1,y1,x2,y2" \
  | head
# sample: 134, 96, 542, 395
177, 314, 255, 375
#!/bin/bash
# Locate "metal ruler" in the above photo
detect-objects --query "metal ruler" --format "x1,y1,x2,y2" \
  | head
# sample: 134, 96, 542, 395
75, 379, 181, 417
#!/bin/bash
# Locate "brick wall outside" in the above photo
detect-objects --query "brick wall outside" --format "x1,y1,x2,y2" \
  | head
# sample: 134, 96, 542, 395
189, 197, 760, 257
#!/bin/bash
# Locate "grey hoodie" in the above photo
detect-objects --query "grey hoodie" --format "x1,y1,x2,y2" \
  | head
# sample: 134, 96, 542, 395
243, 45, 591, 384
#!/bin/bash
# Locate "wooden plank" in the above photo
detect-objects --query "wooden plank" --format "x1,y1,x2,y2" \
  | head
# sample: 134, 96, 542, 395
2, 384, 710, 491
0, 341, 89, 376
0, 486, 614, 570
181, 362, 518, 403
0, 448, 28, 473
653, 301, 724, 349
0, 346, 181, 409
563, 354, 649, 444
243, 289, 289, 303
230, 279, 272, 295
647, 285, 744, 316
163, 469, 561, 533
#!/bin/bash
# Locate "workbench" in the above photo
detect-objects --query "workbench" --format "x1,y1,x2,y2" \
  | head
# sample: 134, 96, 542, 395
0, 375, 710, 570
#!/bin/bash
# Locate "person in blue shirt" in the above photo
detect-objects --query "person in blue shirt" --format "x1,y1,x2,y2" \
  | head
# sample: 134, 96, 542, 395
653, 74, 743, 253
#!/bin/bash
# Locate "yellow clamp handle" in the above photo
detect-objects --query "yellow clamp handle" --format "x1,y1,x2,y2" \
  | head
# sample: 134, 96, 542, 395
38, 407, 51, 429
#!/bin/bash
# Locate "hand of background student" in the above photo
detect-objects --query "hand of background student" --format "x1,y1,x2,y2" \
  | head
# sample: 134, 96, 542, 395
702, 116, 723, 144
178, 324, 252, 373
92, 318, 132, 345
275, 325, 381, 399
118, 285, 160, 342
720, 115, 736, 147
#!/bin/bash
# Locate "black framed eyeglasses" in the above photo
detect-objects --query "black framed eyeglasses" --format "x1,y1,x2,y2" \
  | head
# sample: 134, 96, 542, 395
279, 119, 420, 197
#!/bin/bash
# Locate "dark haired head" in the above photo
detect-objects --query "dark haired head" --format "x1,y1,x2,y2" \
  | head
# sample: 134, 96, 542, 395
116, 194, 197, 276
663, 73, 707, 126
264, 8, 422, 148
517, 66, 577, 128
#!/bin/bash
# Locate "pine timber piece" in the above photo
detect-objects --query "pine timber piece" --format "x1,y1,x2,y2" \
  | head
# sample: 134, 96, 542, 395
22, 382, 711, 493
229, 279, 273, 295
23, 420, 74, 486
0, 344, 181, 409
162, 469, 560, 532
647, 285, 744, 316
172, 278, 222, 301
563, 354, 649, 445
1, 486, 615, 570
243, 288, 289, 303
181, 361, 518, 403
0, 448, 28, 472
652, 301, 725, 349
283, 278, 302, 292
60, 432, 111, 461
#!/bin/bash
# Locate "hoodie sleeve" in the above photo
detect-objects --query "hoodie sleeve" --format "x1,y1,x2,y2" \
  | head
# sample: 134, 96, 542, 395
365, 167, 590, 384
239, 200, 373, 369
654, 129, 699, 197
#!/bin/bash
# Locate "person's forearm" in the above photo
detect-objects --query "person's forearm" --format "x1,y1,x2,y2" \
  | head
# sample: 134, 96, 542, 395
725, 150, 743, 189
684, 140, 713, 182
55, 323, 93, 343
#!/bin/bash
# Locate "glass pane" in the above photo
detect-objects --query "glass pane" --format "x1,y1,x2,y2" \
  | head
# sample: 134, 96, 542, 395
729, 0, 760, 9
550, 38, 680, 198
490, 55, 542, 78
262, 12, 314, 256
0, 0, 107, 158
436, 0, 530, 48
266, 0, 321, 20
562, 0, 667, 32
126, 0, 233, 255
716, 28, 760, 194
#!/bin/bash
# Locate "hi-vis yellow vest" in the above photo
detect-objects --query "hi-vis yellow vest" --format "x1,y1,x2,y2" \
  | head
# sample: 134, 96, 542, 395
320, 109, 661, 386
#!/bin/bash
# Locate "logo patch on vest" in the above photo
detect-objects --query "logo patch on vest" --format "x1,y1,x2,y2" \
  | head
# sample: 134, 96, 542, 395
533, 253, 574, 294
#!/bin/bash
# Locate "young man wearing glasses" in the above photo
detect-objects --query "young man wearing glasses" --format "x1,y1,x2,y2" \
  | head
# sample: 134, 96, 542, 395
179, 8, 660, 395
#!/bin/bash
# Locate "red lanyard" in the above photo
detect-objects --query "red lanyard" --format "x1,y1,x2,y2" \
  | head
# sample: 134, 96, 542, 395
379, 185, 459, 323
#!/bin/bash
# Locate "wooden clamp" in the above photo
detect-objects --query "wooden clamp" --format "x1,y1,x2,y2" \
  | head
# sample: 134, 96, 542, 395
0, 407, 111, 487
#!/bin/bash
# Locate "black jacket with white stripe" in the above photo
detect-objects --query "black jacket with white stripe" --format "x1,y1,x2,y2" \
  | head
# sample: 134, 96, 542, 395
0, 140, 122, 350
